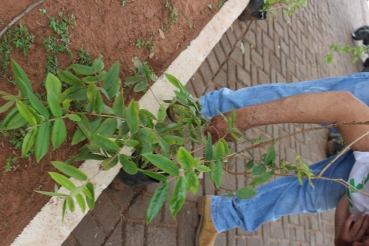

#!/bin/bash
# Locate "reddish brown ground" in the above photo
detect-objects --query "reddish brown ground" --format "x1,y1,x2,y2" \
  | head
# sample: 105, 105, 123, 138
0, 0, 220, 244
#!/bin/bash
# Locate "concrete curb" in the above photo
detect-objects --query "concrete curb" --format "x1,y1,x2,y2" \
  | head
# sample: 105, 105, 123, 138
11, 0, 250, 245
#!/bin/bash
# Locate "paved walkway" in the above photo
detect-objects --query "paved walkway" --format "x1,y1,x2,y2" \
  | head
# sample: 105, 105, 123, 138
62, 0, 369, 245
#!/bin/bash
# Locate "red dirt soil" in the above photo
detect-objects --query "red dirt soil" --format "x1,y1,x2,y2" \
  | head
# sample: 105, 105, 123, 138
0, 0, 221, 244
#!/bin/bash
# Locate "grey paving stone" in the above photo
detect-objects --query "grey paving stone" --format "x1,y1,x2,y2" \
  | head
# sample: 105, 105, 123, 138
122, 223, 144, 246
72, 213, 105, 246
104, 222, 122, 246
92, 192, 121, 233
146, 226, 176, 246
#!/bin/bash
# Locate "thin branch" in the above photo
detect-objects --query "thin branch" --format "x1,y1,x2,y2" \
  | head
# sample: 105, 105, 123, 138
317, 131, 369, 177
0, 0, 44, 38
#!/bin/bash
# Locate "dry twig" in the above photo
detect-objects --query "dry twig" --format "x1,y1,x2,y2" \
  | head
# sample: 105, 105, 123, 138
0, 0, 44, 38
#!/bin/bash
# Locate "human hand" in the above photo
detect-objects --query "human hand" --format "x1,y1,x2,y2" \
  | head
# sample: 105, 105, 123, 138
204, 112, 232, 143
335, 214, 369, 246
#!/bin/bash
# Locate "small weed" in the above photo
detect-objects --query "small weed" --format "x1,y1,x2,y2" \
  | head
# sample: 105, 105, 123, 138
0, 24, 34, 74
124, 57, 158, 92
120, 0, 127, 6
207, 4, 213, 10
188, 23, 194, 29
2, 222, 9, 228
41, 11, 75, 76
135, 37, 155, 52
163, 1, 178, 31
250, 43, 255, 49
9, 129, 34, 157
4, 156, 17, 172
218, 0, 227, 8
181, 11, 188, 20
0, 19, 3, 24
72, 100, 88, 111
78, 46, 92, 66
39, 9, 46, 15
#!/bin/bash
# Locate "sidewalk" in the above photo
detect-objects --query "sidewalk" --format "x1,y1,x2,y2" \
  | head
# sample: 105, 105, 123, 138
62, 0, 369, 245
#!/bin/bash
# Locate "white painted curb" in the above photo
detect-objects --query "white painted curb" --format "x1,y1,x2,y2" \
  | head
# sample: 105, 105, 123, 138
11, 0, 250, 245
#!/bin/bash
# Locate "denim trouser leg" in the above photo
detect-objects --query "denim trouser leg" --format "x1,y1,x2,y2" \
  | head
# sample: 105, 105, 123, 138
199, 73, 369, 119
210, 150, 355, 232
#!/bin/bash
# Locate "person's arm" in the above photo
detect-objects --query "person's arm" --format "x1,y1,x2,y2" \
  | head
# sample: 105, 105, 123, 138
205, 91, 369, 151
335, 195, 369, 245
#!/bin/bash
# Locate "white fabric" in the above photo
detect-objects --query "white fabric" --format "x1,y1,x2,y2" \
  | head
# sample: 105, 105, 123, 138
347, 151, 369, 220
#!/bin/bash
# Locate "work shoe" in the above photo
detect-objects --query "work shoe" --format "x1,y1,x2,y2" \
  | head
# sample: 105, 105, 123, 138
196, 196, 218, 246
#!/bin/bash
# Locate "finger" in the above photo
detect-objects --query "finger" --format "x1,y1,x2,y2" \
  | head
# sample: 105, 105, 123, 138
344, 214, 355, 232
351, 214, 365, 235
354, 215, 369, 241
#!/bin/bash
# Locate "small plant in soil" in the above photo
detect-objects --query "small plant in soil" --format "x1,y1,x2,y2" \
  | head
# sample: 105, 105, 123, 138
41, 11, 76, 76
163, 1, 178, 31
124, 57, 158, 92
135, 37, 155, 52
77, 46, 92, 66
4, 156, 17, 172
0, 24, 34, 75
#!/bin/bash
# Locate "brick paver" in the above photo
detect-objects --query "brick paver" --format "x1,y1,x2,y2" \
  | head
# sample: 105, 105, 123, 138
62, 0, 369, 245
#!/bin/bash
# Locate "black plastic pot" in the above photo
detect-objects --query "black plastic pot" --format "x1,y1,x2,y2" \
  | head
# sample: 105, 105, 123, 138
238, 0, 267, 21
111, 152, 159, 188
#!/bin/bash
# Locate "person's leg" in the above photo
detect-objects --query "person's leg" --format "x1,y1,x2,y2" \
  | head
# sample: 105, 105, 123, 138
199, 73, 369, 119
210, 150, 355, 232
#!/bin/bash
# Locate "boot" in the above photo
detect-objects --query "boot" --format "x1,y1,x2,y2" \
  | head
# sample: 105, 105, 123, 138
196, 196, 218, 246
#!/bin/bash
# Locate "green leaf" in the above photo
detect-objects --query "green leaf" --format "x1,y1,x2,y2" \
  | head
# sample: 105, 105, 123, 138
68, 64, 94, 75
0, 101, 15, 114
165, 73, 186, 92
11, 58, 32, 97
139, 169, 167, 182
24, 81, 50, 119
62, 199, 67, 222
125, 75, 141, 86
83, 76, 99, 84
157, 105, 167, 122
195, 165, 211, 172
133, 81, 148, 92
85, 182, 95, 210
113, 91, 124, 117
139, 109, 157, 120
249, 171, 274, 186
205, 132, 213, 160
90, 132, 120, 153
125, 139, 139, 147
52, 161, 88, 181
95, 118, 117, 138
5, 112, 27, 130
22, 127, 38, 157
67, 197, 75, 212
139, 128, 158, 144
142, 153, 179, 176
251, 163, 266, 176
35, 190, 68, 197
35, 122, 50, 162
52, 119, 67, 150
185, 170, 199, 194
67, 114, 81, 121
92, 58, 104, 73
57, 70, 83, 86
101, 156, 119, 170
245, 160, 254, 170
146, 183, 169, 224
119, 154, 138, 174
177, 147, 194, 170
49, 172, 76, 190
214, 160, 223, 188
45, 73, 62, 117
104, 61, 120, 90
263, 145, 276, 166
235, 187, 258, 199
76, 194, 86, 213
16, 100, 36, 126
170, 176, 186, 219
69, 186, 85, 197
213, 141, 225, 160
127, 100, 139, 133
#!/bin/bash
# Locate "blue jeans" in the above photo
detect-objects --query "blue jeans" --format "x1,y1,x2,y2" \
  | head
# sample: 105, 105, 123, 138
198, 73, 369, 232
